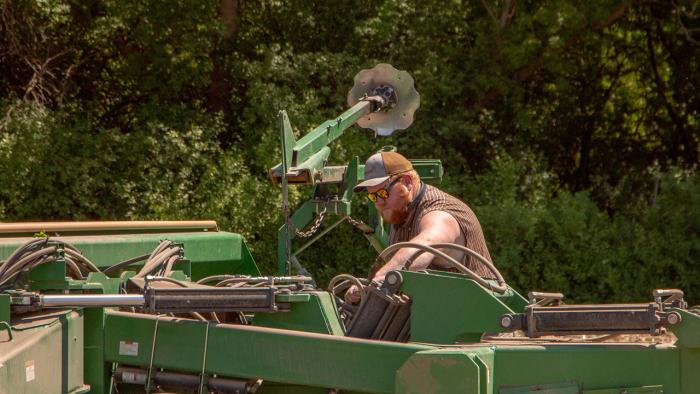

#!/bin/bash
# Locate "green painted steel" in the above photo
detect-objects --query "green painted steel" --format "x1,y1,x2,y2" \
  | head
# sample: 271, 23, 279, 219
0, 294, 9, 328
0, 231, 260, 279
3, 226, 700, 393
395, 350, 486, 394
398, 270, 526, 344
103, 310, 433, 393
253, 291, 345, 335
275, 157, 445, 275
491, 345, 680, 392
0, 310, 86, 394
83, 308, 110, 394
583, 386, 663, 394
500, 382, 580, 393
279, 110, 295, 172
671, 308, 700, 348
290, 101, 370, 167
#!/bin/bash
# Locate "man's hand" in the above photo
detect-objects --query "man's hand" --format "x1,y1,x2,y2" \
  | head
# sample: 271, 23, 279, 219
344, 284, 363, 304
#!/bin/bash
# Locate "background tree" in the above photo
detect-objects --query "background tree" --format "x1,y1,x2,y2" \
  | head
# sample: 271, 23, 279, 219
0, 0, 698, 302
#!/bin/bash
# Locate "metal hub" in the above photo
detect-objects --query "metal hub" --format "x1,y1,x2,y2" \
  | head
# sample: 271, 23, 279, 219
370, 84, 398, 110
347, 64, 420, 136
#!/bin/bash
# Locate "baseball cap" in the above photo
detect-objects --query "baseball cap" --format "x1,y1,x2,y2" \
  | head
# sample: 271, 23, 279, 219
353, 151, 413, 192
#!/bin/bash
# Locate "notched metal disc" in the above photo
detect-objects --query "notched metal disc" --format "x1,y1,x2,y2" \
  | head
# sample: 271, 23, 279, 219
347, 64, 420, 136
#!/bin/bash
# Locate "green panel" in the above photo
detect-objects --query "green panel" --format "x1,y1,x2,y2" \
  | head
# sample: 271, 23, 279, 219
398, 271, 516, 344
83, 307, 109, 394
257, 383, 330, 394
0, 310, 86, 394
0, 231, 261, 279
395, 349, 489, 394
279, 110, 295, 172
584, 385, 663, 393
492, 345, 680, 393
680, 348, 700, 392
29, 259, 68, 290
278, 200, 315, 274
500, 382, 579, 394
253, 292, 344, 335
0, 294, 9, 324
104, 310, 433, 393
84, 272, 121, 294
670, 308, 700, 348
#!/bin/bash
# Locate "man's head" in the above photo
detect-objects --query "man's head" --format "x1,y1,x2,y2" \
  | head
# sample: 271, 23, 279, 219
354, 151, 421, 224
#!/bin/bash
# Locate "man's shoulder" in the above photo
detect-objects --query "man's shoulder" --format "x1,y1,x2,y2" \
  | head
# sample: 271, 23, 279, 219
422, 184, 471, 208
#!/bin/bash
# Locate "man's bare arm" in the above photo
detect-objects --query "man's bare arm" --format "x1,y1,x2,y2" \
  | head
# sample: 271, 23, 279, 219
371, 210, 461, 282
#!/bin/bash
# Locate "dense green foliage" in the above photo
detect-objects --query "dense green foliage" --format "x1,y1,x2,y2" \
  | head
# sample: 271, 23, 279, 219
1, 0, 698, 302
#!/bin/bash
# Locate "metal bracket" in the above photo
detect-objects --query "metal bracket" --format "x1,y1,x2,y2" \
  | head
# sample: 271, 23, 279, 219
0, 321, 12, 342
527, 291, 564, 307
653, 288, 687, 310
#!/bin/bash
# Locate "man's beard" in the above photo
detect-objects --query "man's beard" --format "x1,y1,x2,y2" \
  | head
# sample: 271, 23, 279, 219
379, 188, 411, 224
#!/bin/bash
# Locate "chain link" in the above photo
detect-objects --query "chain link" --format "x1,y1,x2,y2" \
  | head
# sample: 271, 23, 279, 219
345, 215, 365, 229
295, 206, 327, 237
345, 215, 374, 234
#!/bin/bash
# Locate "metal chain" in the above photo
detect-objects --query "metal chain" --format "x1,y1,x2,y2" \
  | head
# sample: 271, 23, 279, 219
295, 206, 327, 238
345, 215, 374, 234
345, 215, 366, 229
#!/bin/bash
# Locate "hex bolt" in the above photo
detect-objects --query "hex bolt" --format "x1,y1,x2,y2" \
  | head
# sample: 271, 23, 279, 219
385, 271, 402, 286
667, 312, 682, 325
500, 315, 514, 329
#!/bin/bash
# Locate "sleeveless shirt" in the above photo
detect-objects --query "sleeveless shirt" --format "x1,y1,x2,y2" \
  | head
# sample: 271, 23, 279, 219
388, 184, 495, 278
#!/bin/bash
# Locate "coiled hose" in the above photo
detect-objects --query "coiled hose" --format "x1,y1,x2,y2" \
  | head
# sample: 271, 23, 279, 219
0, 238, 100, 288
133, 240, 184, 279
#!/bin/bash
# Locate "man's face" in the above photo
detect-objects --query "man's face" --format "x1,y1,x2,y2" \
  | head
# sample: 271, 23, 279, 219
367, 176, 411, 224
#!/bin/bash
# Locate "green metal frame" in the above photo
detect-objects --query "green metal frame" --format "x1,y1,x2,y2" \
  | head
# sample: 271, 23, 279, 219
274, 157, 444, 275
270, 101, 445, 276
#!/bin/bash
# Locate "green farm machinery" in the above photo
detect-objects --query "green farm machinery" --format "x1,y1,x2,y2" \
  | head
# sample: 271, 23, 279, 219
1, 65, 699, 394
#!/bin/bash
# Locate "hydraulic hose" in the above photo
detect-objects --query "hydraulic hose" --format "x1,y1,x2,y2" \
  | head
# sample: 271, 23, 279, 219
103, 253, 150, 276
375, 242, 508, 294
0, 239, 100, 287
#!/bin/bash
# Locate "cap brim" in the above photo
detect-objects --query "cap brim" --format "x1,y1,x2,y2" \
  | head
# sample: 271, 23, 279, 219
353, 176, 390, 192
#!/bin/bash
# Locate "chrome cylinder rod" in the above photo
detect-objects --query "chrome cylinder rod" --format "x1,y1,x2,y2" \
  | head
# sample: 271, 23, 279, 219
40, 294, 145, 307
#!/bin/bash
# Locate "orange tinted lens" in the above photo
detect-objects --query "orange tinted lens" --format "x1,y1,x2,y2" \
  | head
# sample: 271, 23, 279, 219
376, 189, 390, 199
367, 193, 378, 202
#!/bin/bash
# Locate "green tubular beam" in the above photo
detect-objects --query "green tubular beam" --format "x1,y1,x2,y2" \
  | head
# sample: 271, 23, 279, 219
292, 101, 370, 166
103, 310, 432, 393
269, 102, 371, 184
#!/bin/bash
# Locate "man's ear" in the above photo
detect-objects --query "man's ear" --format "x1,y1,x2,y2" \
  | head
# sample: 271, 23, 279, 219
402, 175, 413, 190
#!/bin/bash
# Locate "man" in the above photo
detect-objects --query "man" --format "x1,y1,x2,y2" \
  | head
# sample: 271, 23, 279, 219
345, 151, 494, 302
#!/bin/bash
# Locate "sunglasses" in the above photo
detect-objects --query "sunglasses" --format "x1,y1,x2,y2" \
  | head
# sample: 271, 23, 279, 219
366, 177, 401, 202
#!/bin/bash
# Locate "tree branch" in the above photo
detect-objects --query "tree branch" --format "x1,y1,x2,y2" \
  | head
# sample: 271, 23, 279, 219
474, 1, 633, 108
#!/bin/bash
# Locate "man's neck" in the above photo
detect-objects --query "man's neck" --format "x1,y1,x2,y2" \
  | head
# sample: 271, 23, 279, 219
407, 182, 426, 211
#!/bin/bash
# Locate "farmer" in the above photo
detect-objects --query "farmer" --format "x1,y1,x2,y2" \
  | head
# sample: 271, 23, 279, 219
346, 151, 494, 302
